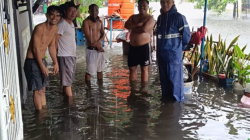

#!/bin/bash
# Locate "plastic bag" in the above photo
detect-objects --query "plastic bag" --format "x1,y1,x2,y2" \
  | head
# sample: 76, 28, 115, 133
116, 30, 130, 43
183, 65, 189, 82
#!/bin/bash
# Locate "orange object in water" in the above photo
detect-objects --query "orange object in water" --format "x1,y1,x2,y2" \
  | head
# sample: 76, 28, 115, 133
108, 0, 135, 29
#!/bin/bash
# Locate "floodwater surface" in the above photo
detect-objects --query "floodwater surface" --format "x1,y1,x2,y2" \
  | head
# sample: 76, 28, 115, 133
22, 45, 250, 140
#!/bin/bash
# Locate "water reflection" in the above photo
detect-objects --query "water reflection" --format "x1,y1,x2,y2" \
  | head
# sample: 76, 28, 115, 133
22, 46, 250, 140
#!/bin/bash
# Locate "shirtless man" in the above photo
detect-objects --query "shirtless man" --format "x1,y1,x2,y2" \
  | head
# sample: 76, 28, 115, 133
124, 0, 155, 87
82, 4, 105, 85
24, 5, 60, 111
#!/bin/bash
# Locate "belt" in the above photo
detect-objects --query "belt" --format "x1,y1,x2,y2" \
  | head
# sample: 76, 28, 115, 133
87, 46, 98, 50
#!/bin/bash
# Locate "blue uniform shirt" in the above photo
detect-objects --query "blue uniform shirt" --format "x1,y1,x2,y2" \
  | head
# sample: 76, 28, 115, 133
157, 5, 191, 64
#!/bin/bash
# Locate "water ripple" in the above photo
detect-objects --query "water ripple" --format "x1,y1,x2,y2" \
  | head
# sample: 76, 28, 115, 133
22, 46, 250, 140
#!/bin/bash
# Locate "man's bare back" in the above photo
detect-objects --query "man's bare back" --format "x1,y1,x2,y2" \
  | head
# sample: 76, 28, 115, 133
127, 14, 154, 46
26, 22, 58, 59
82, 17, 104, 52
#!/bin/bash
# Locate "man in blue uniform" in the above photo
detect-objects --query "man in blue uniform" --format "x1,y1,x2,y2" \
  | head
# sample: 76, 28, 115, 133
157, 0, 191, 101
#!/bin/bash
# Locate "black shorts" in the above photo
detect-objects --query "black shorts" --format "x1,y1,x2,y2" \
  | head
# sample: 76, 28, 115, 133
128, 43, 151, 67
24, 58, 47, 91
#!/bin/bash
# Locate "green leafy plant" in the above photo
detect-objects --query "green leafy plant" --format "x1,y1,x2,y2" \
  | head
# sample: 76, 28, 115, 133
233, 45, 250, 85
216, 35, 239, 78
77, 0, 105, 21
204, 34, 217, 75
76, 17, 83, 26
51, 0, 66, 6
246, 75, 250, 83
202, 34, 244, 79
148, 7, 155, 16
190, 45, 201, 67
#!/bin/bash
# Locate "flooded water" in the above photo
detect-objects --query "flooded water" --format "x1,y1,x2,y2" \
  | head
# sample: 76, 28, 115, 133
22, 45, 250, 140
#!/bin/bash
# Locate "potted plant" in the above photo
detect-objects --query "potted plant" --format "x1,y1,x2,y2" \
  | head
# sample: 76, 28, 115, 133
202, 34, 217, 76
190, 45, 200, 78
233, 45, 250, 86
216, 35, 240, 87
194, 34, 218, 81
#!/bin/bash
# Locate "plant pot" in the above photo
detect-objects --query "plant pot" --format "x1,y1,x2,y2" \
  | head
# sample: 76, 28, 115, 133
219, 78, 234, 87
202, 72, 219, 82
184, 81, 193, 94
233, 81, 244, 95
191, 66, 199, 78
202, 59, 209, 72
184, 81, 193, 100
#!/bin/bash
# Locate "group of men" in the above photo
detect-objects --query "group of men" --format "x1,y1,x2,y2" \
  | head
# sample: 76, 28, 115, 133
126, 0, 191, 101
24, 0, 191, 111
25, 2, 105, 111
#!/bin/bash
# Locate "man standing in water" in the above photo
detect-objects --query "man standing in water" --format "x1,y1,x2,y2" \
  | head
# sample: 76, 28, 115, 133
56, 2, 79, 97
157, 0, 191, 101
24, 6, 60, 111
124, 0, 155, 91
82, 4, 105, 86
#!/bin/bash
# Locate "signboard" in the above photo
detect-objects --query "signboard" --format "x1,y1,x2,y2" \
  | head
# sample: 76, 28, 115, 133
108, 0, 135, 29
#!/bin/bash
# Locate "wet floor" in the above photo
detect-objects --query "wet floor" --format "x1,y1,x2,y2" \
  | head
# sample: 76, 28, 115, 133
22, 45, 250, 140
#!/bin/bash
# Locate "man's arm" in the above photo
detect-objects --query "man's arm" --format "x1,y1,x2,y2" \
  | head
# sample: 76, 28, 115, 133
82, 20, 93, 44
32, 25, 48, 76
132, 16, 155, 33
93, 20, 105, 52
98, 20, 105, 43
49, 33, 59, 75
179, 15, 191, 50
124, 16, 137, 29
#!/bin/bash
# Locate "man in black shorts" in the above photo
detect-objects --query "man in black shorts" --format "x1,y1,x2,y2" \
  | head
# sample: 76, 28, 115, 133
124, 0, 155, 90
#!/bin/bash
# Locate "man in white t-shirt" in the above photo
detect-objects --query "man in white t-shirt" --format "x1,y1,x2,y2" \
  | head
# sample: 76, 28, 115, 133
56, 2, 79, 97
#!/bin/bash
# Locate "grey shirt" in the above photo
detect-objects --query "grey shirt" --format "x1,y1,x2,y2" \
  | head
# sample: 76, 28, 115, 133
57, 19, 76, 57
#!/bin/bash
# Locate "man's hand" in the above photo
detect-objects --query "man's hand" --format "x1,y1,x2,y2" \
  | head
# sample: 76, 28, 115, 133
91, 41, 104, 52
53, 63, 59, 75
41, 65, 49, 77
92, 40, 102, 48
97, 46, 104, 52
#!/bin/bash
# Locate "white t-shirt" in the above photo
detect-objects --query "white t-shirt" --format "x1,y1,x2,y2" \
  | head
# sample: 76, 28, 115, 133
57, 19, 76, 57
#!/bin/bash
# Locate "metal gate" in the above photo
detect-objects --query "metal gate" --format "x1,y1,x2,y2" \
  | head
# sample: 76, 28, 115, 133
0, 0, 23, 140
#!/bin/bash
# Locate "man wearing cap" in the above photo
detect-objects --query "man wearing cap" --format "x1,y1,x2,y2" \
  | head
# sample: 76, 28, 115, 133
56, 2, 79, 97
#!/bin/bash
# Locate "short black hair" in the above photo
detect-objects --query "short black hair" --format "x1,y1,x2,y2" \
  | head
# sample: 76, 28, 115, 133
59, 2, 79, 17
138, 0, 149, 5
64, 1, 80, 10
47, 5, 60, 14
89, 4, 98, 10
